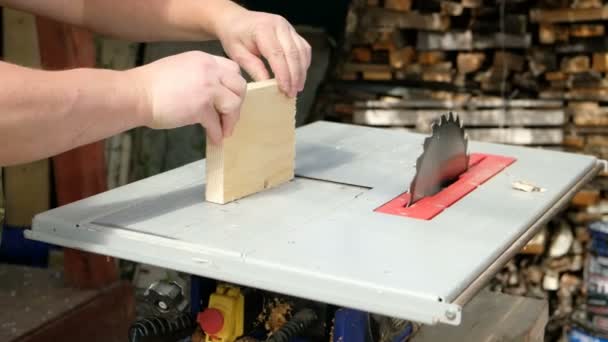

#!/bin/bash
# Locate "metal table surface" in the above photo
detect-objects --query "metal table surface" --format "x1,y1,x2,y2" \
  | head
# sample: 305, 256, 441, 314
26, 121, 601, 326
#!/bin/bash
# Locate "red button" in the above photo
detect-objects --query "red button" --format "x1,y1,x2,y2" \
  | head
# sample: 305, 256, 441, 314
197, 308, 224, 335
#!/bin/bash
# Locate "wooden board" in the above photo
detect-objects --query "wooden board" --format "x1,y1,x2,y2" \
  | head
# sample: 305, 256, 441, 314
2, 8, 50, 227
205, 79, 296, 204
412, 289, 548, 342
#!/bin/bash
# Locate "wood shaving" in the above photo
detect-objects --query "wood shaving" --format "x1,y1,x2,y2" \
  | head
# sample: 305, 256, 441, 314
512, 180, 546, 193
260, 298, 293, 333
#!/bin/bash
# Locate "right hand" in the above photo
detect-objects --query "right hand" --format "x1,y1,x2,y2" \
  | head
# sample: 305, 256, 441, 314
127, 51, 247, 145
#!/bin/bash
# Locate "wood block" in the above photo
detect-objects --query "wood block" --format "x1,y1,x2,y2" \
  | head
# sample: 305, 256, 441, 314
384, 0, 412, 11
417, 31, 473, 50
493, 51, 525, 72
457, 53, 485, 74
561, 55, 590, 73
364, 8, 450, 31
462, 0, 482, 8
539, 23, 569, 44
412, 289, 548, 342
530, 5, 608, 23
466, 128, 563, 145
441, 1, 464, 16
353, 109, 564, 127
593, 53, 608, 72
390, 46, 415, 69
422, 70, 452, 83
587, 135, 608, 146
563, 135, 585, 149
473, 33, 531, 49
418, 51, 445, 66
571, 24, 605, 38
521, 229, 547, 255
572, 189, 601, 207
350, 47, 372, 63
545, 71, 567, 81
363, 70, 393, 80
567, 87, 608, 101
572, 0, 603, 9
205, 79, 295, 204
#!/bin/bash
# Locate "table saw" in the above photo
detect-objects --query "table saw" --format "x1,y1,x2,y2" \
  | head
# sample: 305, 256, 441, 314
25, 120, 604, 327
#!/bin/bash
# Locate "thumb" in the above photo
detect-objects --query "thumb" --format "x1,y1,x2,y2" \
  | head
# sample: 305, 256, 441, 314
231, 45, 270, 81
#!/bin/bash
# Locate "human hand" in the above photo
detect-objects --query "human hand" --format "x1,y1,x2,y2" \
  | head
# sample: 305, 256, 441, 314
214, 9, 311, 98
128, 51, 247, 145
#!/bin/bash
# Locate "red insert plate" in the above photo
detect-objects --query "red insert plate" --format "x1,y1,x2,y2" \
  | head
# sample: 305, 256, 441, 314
375, 153, 516, 220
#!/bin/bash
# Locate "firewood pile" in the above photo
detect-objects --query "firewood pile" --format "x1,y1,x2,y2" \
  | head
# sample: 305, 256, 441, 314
316, 0, 608, 148
312, 0, 608, 340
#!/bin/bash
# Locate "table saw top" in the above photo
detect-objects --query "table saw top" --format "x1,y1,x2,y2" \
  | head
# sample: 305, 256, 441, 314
26, 121, 601, 326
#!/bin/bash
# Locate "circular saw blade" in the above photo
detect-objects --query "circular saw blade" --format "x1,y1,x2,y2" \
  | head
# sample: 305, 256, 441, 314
407, 112, 469, 207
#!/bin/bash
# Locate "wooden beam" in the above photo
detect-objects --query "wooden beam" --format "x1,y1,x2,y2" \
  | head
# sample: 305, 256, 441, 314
457, 53, 485, 74
593, 53, 608, 72
35, 17, 118, 289
417, 31, 531, 50
363, 8, 450, 31
384, 0, 412, 11
466, 128, 563, 145
530, 5, 608, 23
561, 55, 590, 73
353, 108, 565, 127
355, 98, 563, 109
205, 79, 296, 204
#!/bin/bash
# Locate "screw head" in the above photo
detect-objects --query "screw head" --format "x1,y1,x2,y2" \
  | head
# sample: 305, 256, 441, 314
157, 301, 168, 310
445, 309, 457, 321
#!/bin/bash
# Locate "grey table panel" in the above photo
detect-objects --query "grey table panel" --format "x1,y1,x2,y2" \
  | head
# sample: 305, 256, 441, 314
26, 121, 599, 326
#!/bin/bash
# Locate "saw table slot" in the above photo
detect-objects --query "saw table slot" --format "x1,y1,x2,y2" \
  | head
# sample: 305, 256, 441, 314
375, 153, 516, 220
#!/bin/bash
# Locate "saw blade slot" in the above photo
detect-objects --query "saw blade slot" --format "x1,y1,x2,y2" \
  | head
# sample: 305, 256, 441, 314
375, 153, 516, 220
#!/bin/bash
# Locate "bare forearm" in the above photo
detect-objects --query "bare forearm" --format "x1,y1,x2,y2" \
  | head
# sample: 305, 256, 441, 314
0, 61, 145, 166
0, 0, 245, 42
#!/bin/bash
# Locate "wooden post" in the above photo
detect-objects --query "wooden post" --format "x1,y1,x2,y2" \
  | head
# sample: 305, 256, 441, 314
35, 18, 119, 289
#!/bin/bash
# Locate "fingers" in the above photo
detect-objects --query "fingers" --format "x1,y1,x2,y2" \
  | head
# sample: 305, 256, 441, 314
275, 25, 301, 97
220, 68, 247, 99
291, 29, 311, 92
231, 45, 270, 82
202, 106, 223, 145
255, 26, 292, 96
213, 55, 241, 74
213, 85, 244, 138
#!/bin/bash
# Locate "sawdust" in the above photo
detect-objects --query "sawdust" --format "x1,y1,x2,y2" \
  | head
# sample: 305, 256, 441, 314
257, 297, 293, 333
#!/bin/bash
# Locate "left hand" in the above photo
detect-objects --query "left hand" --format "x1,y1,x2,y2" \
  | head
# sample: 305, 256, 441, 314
214, 9, 312, 98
